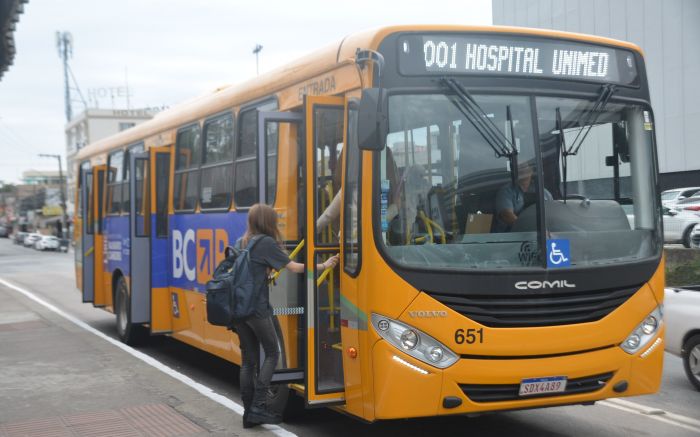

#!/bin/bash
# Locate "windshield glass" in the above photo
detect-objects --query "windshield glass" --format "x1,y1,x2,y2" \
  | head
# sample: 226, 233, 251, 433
378, 93, 660, 270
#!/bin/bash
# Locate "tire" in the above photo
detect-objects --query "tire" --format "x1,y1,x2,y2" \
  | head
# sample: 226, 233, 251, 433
683, 335, 700, 391
114, 276, 147, 345
682, 227, 693, 248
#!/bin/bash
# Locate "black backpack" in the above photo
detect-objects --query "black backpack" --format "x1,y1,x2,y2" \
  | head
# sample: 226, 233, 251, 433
205, 236, 261, 326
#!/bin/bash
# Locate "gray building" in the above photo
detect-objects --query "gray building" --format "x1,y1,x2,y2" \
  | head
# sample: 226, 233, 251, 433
493, 0, 700, 190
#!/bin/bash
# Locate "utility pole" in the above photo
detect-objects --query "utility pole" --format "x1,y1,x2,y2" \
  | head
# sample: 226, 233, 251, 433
38, 154, 68, 239
56, 31, 73, 122
253, 44, 263, 76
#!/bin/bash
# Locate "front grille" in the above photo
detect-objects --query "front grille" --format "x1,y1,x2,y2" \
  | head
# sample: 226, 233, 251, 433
428, 286, 639, 327
461, 372, 613, 403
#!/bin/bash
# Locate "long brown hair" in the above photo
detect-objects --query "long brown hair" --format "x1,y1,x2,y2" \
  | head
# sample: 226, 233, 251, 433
242, 203, 281, 245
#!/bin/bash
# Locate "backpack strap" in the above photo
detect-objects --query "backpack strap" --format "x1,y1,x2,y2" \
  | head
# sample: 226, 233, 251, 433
245, 235, 263, 251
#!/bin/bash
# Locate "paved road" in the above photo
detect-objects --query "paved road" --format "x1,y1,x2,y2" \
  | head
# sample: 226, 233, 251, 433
1, 238, 699, 436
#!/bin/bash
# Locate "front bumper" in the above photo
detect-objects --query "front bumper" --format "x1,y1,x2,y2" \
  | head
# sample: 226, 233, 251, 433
371, 327, 664, 419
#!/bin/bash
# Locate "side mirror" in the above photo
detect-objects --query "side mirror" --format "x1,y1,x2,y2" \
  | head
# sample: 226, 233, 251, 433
357, 88, 387, 151
678, 196, 686, 201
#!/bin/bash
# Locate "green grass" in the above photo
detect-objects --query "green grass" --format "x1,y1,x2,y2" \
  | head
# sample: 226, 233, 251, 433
666, 257, 700, 287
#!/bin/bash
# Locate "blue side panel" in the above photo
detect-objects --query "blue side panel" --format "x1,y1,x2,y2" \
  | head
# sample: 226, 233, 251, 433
104, 215, 130, 277
151, 214, 169, 288
168, 212, 248, 293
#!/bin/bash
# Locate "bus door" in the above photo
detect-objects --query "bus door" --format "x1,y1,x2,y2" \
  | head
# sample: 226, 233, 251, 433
92, 165, 108, 307
128, 152, 151, 326
149, 146, 173, 333
257, 110, 306, 385
303, 95, 346, 406
80, 169, 94, 303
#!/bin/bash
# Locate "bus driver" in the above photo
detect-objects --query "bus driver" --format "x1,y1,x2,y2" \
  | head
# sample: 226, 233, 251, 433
494, 162, 552, 232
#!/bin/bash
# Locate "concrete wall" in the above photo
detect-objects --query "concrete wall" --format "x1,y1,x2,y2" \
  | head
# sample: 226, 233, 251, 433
493, 0, 700, 189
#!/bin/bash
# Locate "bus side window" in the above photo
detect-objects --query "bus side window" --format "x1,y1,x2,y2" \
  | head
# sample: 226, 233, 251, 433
201, 113, 234, 210
173, 124, 202, 212
234, 109, 258, 208
107, 150, 124, 215
123, 143, 144, 212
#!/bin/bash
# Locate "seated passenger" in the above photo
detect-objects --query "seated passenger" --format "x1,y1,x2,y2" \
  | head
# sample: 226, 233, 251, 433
494, 163, 552, 232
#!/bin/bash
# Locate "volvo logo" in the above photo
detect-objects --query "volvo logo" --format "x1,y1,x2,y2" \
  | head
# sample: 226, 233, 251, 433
515, 280, 576, 290
408, 310, 448, 318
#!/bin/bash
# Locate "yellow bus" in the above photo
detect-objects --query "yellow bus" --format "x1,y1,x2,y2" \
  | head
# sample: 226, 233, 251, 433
74, 25, 665, 421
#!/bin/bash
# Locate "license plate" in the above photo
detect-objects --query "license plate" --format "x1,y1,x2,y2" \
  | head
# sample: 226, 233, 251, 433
519, 376, 567, 396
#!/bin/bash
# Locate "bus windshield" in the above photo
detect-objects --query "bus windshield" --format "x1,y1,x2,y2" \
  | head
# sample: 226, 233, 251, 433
378, 92, 661, 270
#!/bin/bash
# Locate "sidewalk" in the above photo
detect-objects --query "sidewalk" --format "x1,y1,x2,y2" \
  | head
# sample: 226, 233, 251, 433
0, 282, 279, 437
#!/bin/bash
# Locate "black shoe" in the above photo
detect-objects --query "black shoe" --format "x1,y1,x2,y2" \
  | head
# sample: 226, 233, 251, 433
248, 406, 282, 425
243, 411, 260, 428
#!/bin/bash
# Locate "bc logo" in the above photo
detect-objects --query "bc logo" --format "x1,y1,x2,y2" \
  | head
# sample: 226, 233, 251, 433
172, 228, 229, 284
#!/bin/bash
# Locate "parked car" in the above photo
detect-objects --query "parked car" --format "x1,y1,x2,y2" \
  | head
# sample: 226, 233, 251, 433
35, 235, 60, 251
13, 231, 27, 245
662, 207, 700, 248
673, 193, 700, 213
58, 238, 70, 252
22, 233, 42, 248
691, 224, 700, 249
0, 225, 8, 238
662, 187, 700, 208
665, 286, 700, 391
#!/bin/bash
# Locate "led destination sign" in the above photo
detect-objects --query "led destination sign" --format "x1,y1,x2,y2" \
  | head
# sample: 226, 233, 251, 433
397, 34, 638, 85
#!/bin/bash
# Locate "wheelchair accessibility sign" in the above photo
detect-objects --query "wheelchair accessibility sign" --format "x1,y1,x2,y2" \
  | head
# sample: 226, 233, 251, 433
547, 239, 570, 268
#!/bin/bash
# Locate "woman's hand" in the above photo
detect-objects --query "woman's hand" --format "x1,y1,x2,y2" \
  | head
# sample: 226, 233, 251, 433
322, 254, 340, 270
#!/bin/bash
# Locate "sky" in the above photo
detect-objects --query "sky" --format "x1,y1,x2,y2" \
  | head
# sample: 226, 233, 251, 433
0, 0, 492, 184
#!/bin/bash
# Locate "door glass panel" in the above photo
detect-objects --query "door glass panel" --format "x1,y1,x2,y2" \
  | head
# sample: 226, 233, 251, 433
135, 159, 149, 237
86, 173, 94, 235
314, 252, 343, 393
155, 153, 170, 238
314, 107, 344, 245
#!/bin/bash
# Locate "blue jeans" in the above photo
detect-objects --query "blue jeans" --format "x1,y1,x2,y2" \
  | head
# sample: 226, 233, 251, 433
235, 316, 280, 405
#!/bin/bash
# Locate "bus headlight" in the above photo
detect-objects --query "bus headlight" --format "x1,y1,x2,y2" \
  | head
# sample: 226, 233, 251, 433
620, 306, 663, 354
371, 313, 458, 369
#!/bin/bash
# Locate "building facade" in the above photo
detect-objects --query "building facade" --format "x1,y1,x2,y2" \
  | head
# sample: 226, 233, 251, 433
65, 108, 158, 199
493, 0, 700, 190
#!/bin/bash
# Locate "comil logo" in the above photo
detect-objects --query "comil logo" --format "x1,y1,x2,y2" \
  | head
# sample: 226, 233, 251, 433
515, 280, 576, 290
172, 228, 229, 284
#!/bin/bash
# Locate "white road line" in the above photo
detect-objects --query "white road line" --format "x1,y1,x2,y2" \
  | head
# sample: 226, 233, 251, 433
600, 398, 700, 433
0, 277, 297, 437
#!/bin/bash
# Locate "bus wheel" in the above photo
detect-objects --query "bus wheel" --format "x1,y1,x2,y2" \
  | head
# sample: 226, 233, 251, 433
115, 276, 146, 345
266, 316, 291, 418
682, 227, 693, 248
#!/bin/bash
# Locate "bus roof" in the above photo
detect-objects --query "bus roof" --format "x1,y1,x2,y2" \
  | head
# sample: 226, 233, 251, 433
75, 24, 643, 163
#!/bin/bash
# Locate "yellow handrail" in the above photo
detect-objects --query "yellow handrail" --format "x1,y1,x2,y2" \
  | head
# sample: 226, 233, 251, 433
270, 239, 305, 281
418, 211, 446, 244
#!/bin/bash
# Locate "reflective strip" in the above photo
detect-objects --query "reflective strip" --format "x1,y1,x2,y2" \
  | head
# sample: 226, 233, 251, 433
273, 306, 304, 316
85, 247, 94, 257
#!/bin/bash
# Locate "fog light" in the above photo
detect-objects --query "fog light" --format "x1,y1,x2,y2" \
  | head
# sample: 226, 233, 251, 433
428, 346, 444, 362
400, 329, 419, 350
625, 334, 641, 349
641, 316, 658, 335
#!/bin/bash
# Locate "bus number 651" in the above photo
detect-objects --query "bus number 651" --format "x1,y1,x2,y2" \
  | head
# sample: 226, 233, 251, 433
454, 328, 484, 345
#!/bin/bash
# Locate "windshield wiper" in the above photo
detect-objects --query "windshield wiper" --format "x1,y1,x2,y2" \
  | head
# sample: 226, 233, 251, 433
556, 84, 617, 202
441, 78, 516, 157
565, 84, 617, 156
441, 77, 520, 182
